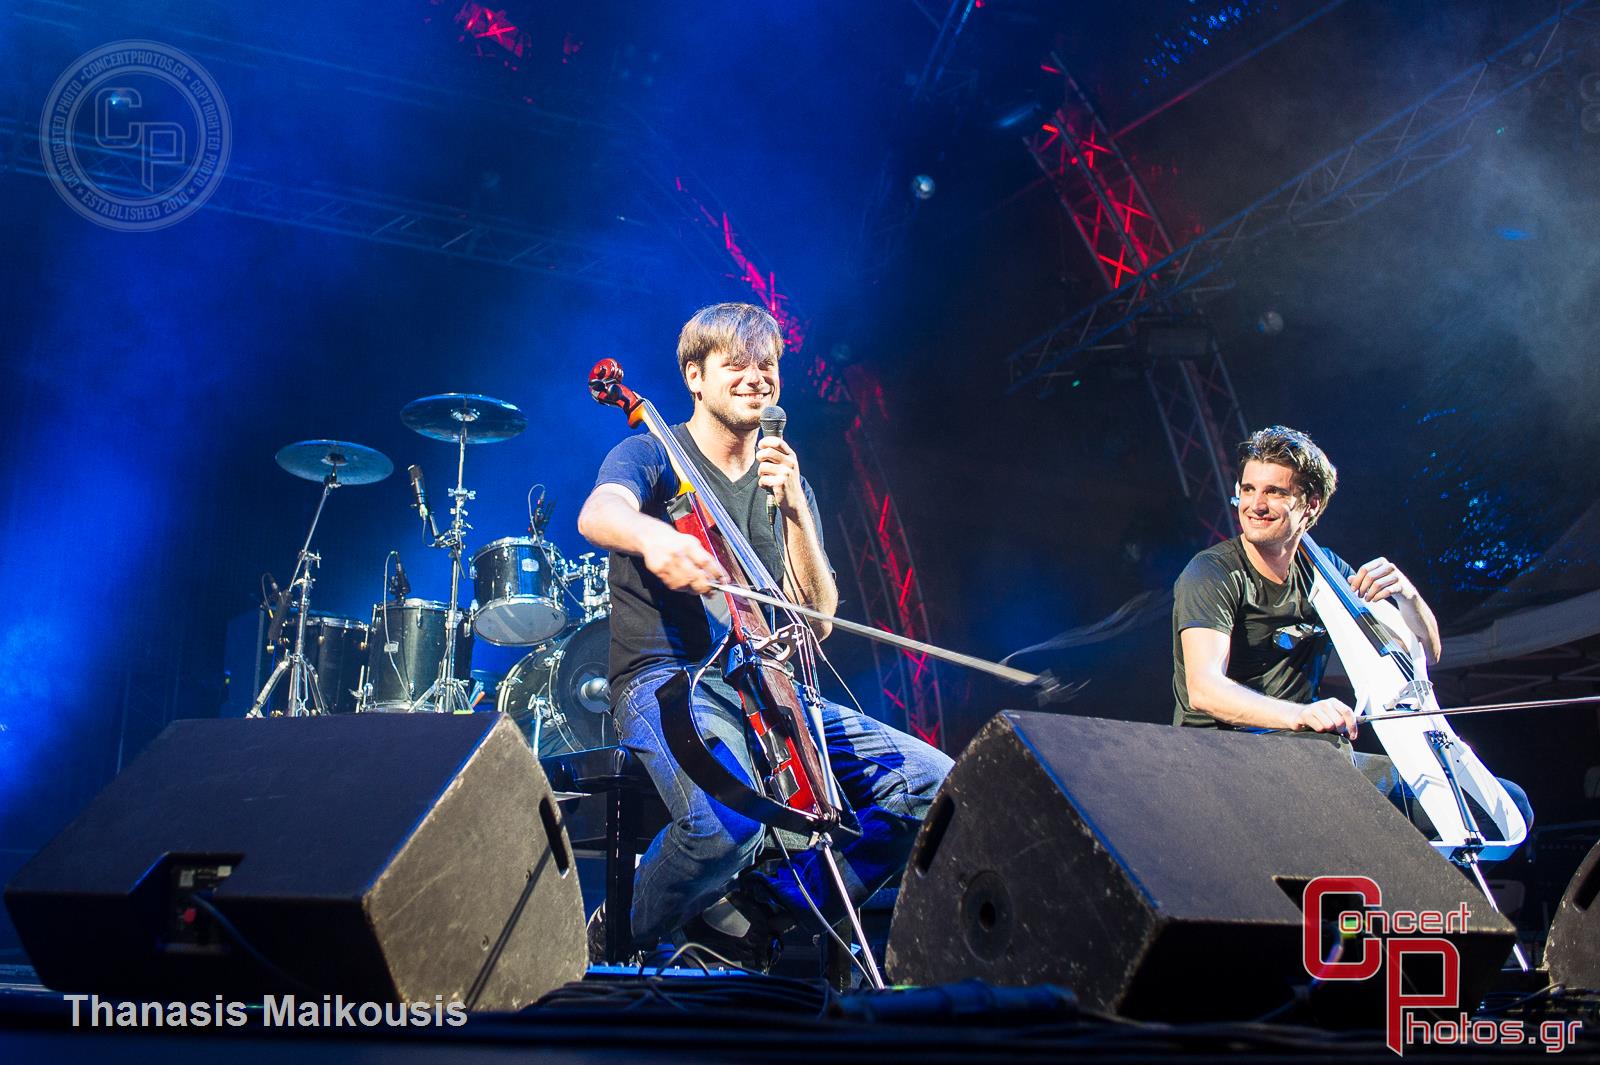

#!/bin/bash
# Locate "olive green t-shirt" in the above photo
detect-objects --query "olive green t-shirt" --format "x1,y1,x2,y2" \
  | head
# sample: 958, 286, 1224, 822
1171, 537, 1354, 728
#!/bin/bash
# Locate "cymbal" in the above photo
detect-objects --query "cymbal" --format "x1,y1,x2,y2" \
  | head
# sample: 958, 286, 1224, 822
401, 393, 527, 444
275, 440, 394, 485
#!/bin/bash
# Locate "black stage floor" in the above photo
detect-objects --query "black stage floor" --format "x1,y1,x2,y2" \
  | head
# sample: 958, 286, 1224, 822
2, 963, 1596, 1065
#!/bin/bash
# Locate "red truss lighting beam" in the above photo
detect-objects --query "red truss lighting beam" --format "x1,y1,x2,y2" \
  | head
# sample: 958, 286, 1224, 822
1024, 64, 1176, 298
1021, 55, 1243, 545
453, 2, 530, 59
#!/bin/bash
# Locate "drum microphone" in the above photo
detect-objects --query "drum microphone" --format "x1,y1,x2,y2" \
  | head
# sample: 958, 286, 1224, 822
408, 464, 430, 517
529, 486, 550, 538
408, 464, 440, 540
760, 405, 786, 521
264, 572, 290, 652
391, 557, 412, 601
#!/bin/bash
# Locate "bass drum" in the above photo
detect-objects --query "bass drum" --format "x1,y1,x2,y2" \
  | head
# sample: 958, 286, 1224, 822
366, 598, 474, 711
269, 613, 368, 716
496, 617, 614, 757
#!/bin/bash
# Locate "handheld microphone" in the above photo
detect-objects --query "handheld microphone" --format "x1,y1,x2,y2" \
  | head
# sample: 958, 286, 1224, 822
760, 405, 787, 522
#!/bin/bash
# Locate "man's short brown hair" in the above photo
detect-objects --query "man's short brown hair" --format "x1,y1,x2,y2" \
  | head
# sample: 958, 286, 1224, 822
677, 302, 784, 385
1238, 425, 1338, 516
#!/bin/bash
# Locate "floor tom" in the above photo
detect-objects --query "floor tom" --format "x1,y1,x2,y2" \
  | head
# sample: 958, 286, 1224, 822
366, 598, 474, 710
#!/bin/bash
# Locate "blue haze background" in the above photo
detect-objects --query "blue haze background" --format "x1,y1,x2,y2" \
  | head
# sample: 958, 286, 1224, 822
1, 0, 1597, 899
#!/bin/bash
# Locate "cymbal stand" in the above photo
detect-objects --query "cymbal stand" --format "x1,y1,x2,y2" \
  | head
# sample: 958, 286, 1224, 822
248, 471, 340, 718
414, 416, 474, 713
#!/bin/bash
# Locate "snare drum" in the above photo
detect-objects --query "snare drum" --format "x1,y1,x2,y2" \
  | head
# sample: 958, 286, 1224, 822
366, 598, 474, 711
270, 613, 368, 716
470, 536, 568, 646
496, 617, 613, 757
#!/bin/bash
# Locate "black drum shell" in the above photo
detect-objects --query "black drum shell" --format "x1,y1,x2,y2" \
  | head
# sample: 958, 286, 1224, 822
367, 599, 474, 710
269, 614, 369, 716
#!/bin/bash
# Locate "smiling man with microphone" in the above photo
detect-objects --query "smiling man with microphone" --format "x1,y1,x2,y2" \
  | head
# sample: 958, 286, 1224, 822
577, 302, 951, 972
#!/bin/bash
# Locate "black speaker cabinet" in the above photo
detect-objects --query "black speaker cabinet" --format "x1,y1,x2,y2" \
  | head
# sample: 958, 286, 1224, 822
887, 712, 1516, 1021
5, 714, 585, 1009
1545, 837, 1600, 987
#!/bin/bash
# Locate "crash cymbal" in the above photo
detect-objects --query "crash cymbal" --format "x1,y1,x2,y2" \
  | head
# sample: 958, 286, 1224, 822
401, 393, 527, 444
275, 440, 394, 485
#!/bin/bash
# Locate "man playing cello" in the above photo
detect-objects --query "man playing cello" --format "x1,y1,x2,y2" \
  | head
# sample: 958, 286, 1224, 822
577, 302, 952, 968
1172, 425, 1532, 844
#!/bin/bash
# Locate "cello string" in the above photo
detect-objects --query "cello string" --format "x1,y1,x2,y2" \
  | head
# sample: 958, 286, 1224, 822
1299, 540, 1419, 683
1364, 694, 1600, 722
711, 583, 1043, 688
645, 398, 783, 596
650, 401, 841, 816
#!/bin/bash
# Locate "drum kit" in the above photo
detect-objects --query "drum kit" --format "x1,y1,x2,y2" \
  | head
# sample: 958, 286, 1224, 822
247, 393, 613, 758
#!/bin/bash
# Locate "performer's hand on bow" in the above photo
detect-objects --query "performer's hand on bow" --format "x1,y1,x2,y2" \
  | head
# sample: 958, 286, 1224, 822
1349, 557, 1418, 604
1294, 697, 1359, 739
642, 526, 728, 595
757, 435, 805, 519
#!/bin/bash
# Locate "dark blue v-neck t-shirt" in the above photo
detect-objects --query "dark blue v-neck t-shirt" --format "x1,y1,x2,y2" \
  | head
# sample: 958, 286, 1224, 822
593, 423, 825, 698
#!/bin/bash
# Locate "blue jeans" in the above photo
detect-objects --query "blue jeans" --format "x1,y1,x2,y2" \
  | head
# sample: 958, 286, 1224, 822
613, 666, 954, 945
1351, 751, 1534, 858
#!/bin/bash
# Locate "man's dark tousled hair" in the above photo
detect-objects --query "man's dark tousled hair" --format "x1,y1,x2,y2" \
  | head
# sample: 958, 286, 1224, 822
1237, 425, 1338, 517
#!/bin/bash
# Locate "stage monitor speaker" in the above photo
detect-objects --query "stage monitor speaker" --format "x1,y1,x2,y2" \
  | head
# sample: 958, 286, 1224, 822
1545, 837, 1600, 987
5, 714, 585, 1010
886, 712, 1516, 1021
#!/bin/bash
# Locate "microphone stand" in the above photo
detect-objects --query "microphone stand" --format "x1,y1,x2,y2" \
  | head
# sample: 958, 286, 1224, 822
413, 418, 474, 714
248, 469, 340, 718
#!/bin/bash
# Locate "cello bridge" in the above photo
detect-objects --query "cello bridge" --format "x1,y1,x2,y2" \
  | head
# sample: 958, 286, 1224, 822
1382, 679, 1434, 714
749, 623, 808, 663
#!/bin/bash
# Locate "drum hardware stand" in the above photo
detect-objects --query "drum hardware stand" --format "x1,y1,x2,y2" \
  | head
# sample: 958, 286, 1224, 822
354, 662, 371, 713
414, 415, 475, 714
574, 551, 610, 622
248, 471, 341, 718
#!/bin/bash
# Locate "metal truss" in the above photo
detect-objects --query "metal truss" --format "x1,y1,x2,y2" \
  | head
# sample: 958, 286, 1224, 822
1147, 344, 1249, 546
0, 115, 665, 291
837, 434, 945, 748
1025, 60, 1178, 298
909, 0, 980, 104
1007, 0, 1600, 394
850, 1, 980, 282
652, 170, 946, 749
1022, 55, 1244, 542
